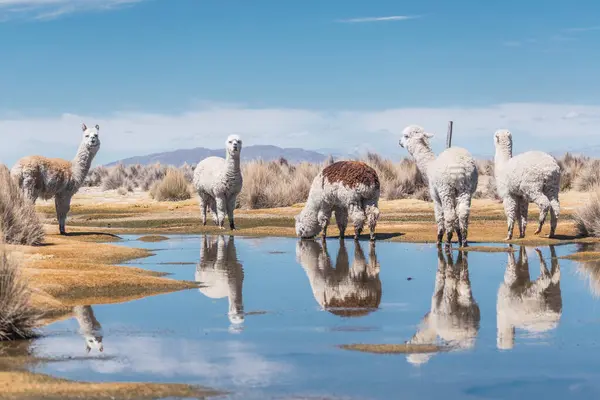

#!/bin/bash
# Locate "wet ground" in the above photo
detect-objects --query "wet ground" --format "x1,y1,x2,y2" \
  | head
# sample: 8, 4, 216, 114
13, 235, 600, 399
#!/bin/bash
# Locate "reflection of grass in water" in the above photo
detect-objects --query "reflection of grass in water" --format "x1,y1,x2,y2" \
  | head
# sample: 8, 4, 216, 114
339, 343, 447, 354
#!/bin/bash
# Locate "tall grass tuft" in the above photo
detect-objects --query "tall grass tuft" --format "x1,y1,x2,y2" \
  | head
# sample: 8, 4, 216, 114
149, 169, 192, 201
237, 159, 321, 209
361, 153, 428, 201
0, 165, 44, 246
574, 187, 600, 238
0, 243, 40, 340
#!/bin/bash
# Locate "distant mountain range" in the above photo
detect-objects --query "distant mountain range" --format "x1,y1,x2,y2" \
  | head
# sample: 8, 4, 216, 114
106, 145, 332, 166
105, 143, 600, 167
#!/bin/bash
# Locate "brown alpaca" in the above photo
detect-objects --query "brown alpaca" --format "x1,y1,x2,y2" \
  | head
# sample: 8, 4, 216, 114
11, 123, 101, 234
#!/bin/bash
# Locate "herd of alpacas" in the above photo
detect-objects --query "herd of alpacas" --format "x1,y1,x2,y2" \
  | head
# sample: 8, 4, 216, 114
9, 123, 561, 247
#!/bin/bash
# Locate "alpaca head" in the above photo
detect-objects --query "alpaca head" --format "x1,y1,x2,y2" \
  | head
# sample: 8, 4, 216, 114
399, 125, 434, 154
226, 134, 242, 158
493, 129, 512, 150
295, 209, 321, 239
84, 334, 104, 353
81, 123, 101, 152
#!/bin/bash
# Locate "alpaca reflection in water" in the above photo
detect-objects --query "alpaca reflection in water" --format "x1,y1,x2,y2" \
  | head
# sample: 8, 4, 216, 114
295, 239, 381, 317
73, 305, 103, 353
406, 249, 480, 365
195, 235, 244, 330
497, 246, 562, 350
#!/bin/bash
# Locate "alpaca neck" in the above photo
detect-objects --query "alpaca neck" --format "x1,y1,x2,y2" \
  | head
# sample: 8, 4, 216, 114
494, 145, 512, 173
228, 267, 244, 315
72, 144, 98, 186
409, 142, 436, 183
225, 152, 241, 178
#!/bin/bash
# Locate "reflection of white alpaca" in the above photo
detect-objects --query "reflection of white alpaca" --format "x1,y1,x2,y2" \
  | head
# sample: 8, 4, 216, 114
406, 249, 480, 365
196, 235, 244, 327
296, 239, 381, 317
497, 246, 562, 350
73, 305, 103, 353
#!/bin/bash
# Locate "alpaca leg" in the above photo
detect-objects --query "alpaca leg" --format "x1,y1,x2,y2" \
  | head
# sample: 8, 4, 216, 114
227, 196, 237, 230
55, 194, 71, 235
440, 194, 457, 248
549, 196, 560, 238
432, 190, 445, 246
349, 203, 367, 241
532, 193, 551, 235
215, 196, 227, 229
198, 195, 208, 226
318, 207, 332, 241
502, 195, 518, 240
334, 207, 348, 240
364, 200, 380, 242
518, 197, 529, 238
209, 198, 218, 226
456, 192, 472, 247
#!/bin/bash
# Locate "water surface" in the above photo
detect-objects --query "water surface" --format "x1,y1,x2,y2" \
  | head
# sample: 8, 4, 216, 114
18, 235, 600, 399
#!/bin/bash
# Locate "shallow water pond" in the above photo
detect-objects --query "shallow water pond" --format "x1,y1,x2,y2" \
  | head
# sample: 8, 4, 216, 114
20, 236, 600, 399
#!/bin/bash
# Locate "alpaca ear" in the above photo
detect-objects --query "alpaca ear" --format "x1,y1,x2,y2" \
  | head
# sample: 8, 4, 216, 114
82, 123, 87, 132
95, 124, 100, 131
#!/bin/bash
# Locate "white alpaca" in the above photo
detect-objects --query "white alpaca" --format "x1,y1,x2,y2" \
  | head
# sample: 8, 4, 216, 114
496, 246, 561, 350
399, 125, 478, 248
295, 161, 380, 241
195, 235, 244, 327
193, 135, 243, 230
11, 123, 101, 235
405, 249, 480, 365
295, 239, 381, 317
73, 305, 103, 353
494, 130, 561, 240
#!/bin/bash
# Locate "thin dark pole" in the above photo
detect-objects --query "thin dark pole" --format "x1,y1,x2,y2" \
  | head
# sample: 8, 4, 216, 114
446, 121, 453, 148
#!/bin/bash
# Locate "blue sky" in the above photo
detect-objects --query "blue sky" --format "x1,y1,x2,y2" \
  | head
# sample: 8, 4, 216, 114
1, 0, 600, 164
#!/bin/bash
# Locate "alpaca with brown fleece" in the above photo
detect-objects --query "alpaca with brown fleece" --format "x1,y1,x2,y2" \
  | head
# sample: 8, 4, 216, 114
11, 123, 101, 234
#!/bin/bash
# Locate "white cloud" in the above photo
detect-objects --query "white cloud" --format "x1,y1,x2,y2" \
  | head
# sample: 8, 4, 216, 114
37, 334, 292, 389
336, 15, 418, 23
0, 0, 143, 20
1, 102, 600, 166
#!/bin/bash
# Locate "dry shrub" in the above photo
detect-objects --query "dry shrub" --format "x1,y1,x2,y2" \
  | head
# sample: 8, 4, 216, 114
83, 165, 108, 187
475, 159, 494, 176
574, 187, 600, 237
0, 165, 44, 246
149, 169, 192, 201
573, 159, 600, 192
180, 162, 195, 183
238, 159, 321, 209
101, 164, 127, 191
361, 153, 428, 201
0, 243, 40, 340
559, 153, 589, 191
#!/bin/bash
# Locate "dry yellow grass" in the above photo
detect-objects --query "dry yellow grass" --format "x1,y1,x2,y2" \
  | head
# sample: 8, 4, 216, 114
339, 343, 446, 354
0, 371, 222, 399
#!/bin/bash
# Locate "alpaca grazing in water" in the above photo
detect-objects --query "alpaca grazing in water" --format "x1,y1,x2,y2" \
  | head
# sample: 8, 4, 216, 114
295, 239, 381, 317
73, 305, 103, 353
295, 161, 381, 241
11, 124, 101, 235
405, 249, 480, 365
195, 235, 244, 328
